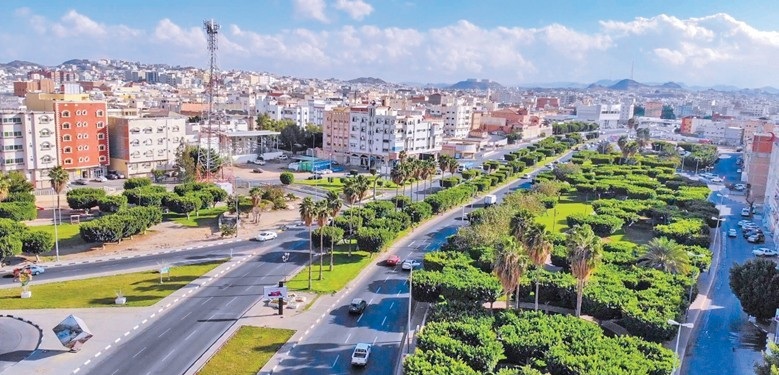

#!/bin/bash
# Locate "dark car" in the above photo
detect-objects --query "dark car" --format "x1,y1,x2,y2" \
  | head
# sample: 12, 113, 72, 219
348, 298, 367, 314
307, 174, 323, 180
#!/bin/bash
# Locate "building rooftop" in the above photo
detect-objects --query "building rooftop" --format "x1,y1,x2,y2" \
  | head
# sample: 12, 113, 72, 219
219, 130, 280, 137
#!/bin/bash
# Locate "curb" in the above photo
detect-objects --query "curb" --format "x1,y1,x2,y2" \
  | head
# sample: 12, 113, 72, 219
2, 313, 44, 359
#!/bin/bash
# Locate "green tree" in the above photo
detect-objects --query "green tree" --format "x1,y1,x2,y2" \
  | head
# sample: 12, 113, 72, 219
279, 121, 306, 151
637, 237, 690, 275
756, 342, 779, 375
0, 235, 23, 266
21, 231, 54, 261
325, 191, 343, 269
492, 236, 528, 309
344, 175, 370, 203
596, 140, 614, 154
524, 223, 552, 311
567, 224, 602, 317
280, 172, 294, 185
175, 142, 197, 183
166, 195, 200, 220
729, 259, 779, 320
6, 171, 33, 194
635, 127, 651, 149
299, 197, 316, 289
150, 169, 166, 183
124, 177, 152, 190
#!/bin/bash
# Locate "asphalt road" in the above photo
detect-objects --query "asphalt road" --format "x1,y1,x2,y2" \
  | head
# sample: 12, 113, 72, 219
270, 151, 573, 375
684, 152, 766, 374
0, 317, 40, 373
81, 230, 313, 375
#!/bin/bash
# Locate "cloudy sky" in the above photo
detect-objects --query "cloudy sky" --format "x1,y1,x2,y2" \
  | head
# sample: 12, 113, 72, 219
3, 0, 779, 88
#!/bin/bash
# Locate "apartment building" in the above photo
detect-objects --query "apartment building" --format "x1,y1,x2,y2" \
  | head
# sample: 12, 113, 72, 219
763, 136, 779, 245
575, 104, 621, 128
644, 101, 663, 118
322, 107, 350, 163
440, 103, 472, 139
345, 105, 442, 169
744, 133, 773, 202
0, 111, 59, 189
107, 114, 187, 177
13, 79, 55, 97
739, 119, 775, 151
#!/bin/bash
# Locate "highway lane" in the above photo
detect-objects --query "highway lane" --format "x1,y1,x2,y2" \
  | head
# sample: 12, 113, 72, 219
81, 231, 313, 375
269, 150, 574, 374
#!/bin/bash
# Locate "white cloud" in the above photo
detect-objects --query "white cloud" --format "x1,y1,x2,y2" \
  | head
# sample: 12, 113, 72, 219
333, 0, 374, 21
293, 0, 329, 23
152, 19, 205, 50
51, 10, 108, 38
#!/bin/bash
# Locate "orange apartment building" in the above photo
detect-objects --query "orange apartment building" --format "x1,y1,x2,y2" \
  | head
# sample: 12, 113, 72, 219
745, 133, 774, 202
322, 107, 350, 163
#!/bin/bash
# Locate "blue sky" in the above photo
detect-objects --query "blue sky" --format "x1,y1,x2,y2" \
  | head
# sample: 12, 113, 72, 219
2, 0, 779, 87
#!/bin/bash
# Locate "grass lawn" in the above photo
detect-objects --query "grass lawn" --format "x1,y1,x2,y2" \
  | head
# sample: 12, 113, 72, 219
286, 248, 375, 294
0, 259, 225, 309
535, 196, 593, 234
296, 176, 412, 192
608, 223, 655, 245
164, 207, 228, 228
29, 222, 84, 248
198, 326, 294, 375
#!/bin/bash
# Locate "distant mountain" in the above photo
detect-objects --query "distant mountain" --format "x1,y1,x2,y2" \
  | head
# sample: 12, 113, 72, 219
519, 82, 588, 89
592, 79, 619, 87
2, 60, 41, 68
347, 77, 387, 85
757, 86, 779, 94
61, 59, 91, 66
449, 79, 504, 90
659, 82, 683, 89
608, 79, 644, 90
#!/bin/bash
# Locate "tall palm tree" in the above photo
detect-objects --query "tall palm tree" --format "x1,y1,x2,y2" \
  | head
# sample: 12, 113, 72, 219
523, 223, 552, 311
437, 155, 451, 179
390, 163, 407, 198
325, 191, 343, 271
421, 159, 436, 198
352, 175, 371, 203
637, 237, 690, 275
617, 135, 629, 155
342, 178, 358, 205
299, 197, 316, 289
48, 166, 69, 262
492, 236, 528, 310
635, 128, 651, 150
249, 186, 263, 223
627, 116, 637, 135
409, 159, 423, 202
509, 211, 533, 241
566, 224, 602, 317
314, 200, 329, 280
445, 157, 459, 177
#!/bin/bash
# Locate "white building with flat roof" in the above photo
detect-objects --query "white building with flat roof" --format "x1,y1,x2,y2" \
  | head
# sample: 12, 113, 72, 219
576, 104, 621, 128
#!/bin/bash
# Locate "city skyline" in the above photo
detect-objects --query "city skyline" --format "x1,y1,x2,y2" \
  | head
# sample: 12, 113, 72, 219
3, 1, 779, 88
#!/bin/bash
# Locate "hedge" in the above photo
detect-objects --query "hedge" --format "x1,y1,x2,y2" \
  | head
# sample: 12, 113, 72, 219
97, 195, 128, 213
404, 202, 433, 223
0, 202, 37, 221
565, 213, 624, 236
80, 206, 163, 243
355, 227, 395, 253
123, 177, 152, 190
67, 188, 106, 210
311, 226, 345, 248
21, 230, 54, 255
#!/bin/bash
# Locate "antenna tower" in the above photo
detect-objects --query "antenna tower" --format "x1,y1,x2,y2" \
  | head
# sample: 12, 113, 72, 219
196, 19, 221, 182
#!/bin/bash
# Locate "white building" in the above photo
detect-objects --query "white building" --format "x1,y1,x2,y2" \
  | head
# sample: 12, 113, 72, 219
0, 111, 59, 189
575, 104, 621, 128
256, 95, 311, 127
439, 103, 472, 139
107, 113, 187, 177
346, 105, 442, 170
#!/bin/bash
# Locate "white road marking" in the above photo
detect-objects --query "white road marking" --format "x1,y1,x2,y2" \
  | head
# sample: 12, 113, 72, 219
375, 287, 381, 293
132, 347, 146, 358
180, 311, 192, 321
73, 368, 80, 374
201, 296, 213, 305
344, 333, 352, 343
372, 336, 378, 345
357, 314, 364, 323
332, 354, 340, 368
389, 302, 395, 309
114, 338, 121, 343
84, 359, 91, 365
225, 296, 237, 306
184, 329, 198, 341
94, 351, 101, 357
104, 345, 111, 350
132, 325, 139, 330
161, 349, 176, 362
158, 328, 172, 338
382, 316, 387, 326
141, 319, 147, 324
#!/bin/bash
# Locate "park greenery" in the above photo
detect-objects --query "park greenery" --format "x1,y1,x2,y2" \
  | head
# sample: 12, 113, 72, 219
0, 171, 53, 264
403, 139, 714, 373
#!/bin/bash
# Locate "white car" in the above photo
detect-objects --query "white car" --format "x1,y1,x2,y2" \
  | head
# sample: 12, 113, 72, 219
741, 208, 751, 217
728, 229, 737, 237
249, 159, 266, 165
93, 176, 108, 183
711, 177, 723, 183
752, 248, 779, 257
277, 154, 289, 160
401, 259, 420, 271
256, 231, 278, 241
351, 343, 372, 366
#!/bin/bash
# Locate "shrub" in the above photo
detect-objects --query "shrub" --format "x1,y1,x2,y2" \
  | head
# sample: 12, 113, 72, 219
356, 227, 395, 253
166, 195, 200, 218
4, 192, 35, 203
364, 200, 396, 218
566, 213, 624, 236
391, 195, 412, 209
440, 177, 462, 188
311, 226, 345, 248
0, 202, 37, 221
67, 188, 107, 210
279, 172, 294, 185
21, 231, 54, 255
404, 202, 433, 223
123, 177, 152, 190
333, 214, 363, 236
97, 195, 128, 213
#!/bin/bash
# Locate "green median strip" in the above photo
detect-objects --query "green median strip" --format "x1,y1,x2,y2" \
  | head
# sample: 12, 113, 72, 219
198, 326, 294, 375
286, 249, 375, 294
0, 259, 226, 309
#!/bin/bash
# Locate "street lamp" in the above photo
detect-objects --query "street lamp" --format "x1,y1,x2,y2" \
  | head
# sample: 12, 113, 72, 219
711, 216, 726, 250
407, 266, 413, 354
668, 319, 694, 375
281, 252, 290, 283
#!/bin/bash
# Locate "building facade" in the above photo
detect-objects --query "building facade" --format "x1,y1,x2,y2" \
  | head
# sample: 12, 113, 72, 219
763, 137, 779, 246
0, 111, 59, 189
322, 107, 351, 163
745, 133, 774, 202
54, 101, 110, 179
107, 115, 187, 177
575, 104, 621, 128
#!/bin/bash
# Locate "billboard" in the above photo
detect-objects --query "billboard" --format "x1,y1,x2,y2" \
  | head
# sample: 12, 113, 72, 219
263, 286, 288, 300
53, 315, 93, 350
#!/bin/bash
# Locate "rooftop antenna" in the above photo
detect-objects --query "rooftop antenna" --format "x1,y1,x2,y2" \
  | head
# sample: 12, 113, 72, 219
197, 19, 220, 182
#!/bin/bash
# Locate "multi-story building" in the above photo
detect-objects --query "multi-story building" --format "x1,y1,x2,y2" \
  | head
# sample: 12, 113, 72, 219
322, 107, 351, 163
440, 103, 472, 139
107, 114, 187, 177
345, 105, 442, 169
13, 79, 55, 97
763, 136, 779, 245
576, 104, 621, 128
744, 133, 773, 202
0, 111, 59, 189
644, 101, 663, 118
739, 119, 776, 152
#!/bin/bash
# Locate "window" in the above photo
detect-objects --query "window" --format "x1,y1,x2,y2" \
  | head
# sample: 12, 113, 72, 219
130, 139, 140, 146
41, 155, 53, 163
40, 142, 52, 150
61, 111, 70, 118
64, 147, 72, 153
77, 133, 88, 139
172, 126, 180, 132
39, 129, 52, 137
157, 139, 165, 145
63, 135, 71, 141
39, 115, 51, 124
3, 131, 22, 138
99, 155, 106, 162
98, 145, 105, 151
96, 110, 104, 117
78, 157, 84, 162
157, 150, 165, 156
64, 158, 73, 165
130, 127, 140, 134
96, 122, 104, 128
143, 139, 152, 146
97, 133, 105, 140
143, 127, 153, 134
157, 126, 165, 133
3, 145, 23, 151
77, 145, 89, 151
144, 150, 154, 157
62, 122, 71, 129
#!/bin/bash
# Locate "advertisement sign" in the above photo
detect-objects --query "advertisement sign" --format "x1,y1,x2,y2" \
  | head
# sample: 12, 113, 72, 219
263, 286, 288, 300
53, 315, 93, 350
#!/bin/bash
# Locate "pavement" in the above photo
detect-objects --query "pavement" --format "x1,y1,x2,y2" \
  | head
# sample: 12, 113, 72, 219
0, 316, 41, 373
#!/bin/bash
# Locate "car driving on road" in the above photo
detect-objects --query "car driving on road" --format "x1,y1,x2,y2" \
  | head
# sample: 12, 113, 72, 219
401, 259, 420, 271
256, 231, 278, 241
752, 248, 778, 257
728, 229, 737, 238
348, 298, 367, 314
351, 343, 372, 366
385, 255, 400, 266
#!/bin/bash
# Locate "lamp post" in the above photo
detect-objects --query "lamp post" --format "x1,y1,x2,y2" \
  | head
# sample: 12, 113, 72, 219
407, 266, 413, 354
281, 252, 290, 283
53, 205, 60, 262
711, 216, 725, 251
668, 319, 694, 375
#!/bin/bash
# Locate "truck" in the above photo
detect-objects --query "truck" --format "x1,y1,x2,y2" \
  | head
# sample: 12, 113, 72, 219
484, 195, 497, 207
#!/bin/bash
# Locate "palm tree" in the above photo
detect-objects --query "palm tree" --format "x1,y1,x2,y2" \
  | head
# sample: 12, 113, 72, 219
325, 191, 342, 271
624, 141, 640, 161
299, 197, 316, 289
445, 157, 459, 177
492, 236, 528, 310
314, 200, 329, 280
409, 159, 423, 202
627, 116, 637, 135
437, 155, 451, 179
596, 140, 613, 154
637, 237, 690, 275
635, 128, 651, 150
523, 223, 552, 311
342, 178, 358, 205
617, 135, 629, 155
566, 224, 602, 317
390, 163, 408, 198
352, 175, 371, 202
509, 211, 533, 241
48, 166, 69, 262
422, 159, 436, 197
249, 186, 263, 223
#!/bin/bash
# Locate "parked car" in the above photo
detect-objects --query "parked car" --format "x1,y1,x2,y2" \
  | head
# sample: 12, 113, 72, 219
73, 179, 88, 185
348, 298, 368, 314
728, 229, 738, 237
93, 176, 107, 183
251, 168, 264, 173
317, 169, 333, 174
307, 174, 323, 180
249, 159, 266, 165
734, 184, 747, 191
752, 248, 779, 257
385, 255, 401, 267
741, 208, 752, 217
277, 154, 289, 160
106, 174, 118, 180
711, 177, 724, 183
748, 234, 765, 244
107, 170, 125, 179
256, 231, 278, 241
351, 343, 372, 366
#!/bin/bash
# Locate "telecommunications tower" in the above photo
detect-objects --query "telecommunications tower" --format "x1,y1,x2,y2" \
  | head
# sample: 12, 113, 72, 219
196, 19, 221, 182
